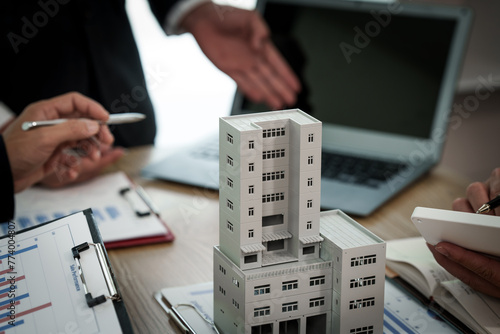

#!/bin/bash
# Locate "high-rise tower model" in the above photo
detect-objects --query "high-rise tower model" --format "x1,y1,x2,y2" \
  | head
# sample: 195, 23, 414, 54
214, 109, 385, 334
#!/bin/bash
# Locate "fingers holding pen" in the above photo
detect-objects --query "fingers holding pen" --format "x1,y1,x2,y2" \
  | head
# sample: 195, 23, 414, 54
31, 91, 110, 122
3, 92, 119, 193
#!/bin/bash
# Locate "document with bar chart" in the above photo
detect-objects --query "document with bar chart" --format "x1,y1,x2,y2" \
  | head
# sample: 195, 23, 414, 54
9, 171, 173, 248
0, 210, 131, 333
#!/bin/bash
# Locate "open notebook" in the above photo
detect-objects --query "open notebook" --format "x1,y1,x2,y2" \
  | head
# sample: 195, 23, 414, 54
143, 0, 472, 216
386, 237, 500, 334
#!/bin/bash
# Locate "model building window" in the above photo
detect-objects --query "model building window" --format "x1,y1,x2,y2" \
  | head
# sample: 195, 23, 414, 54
262, 170, 285, 181
262, 148, 285, 160
262, 192, 285, 203
349, 297, 375, 310
308, 133, 314, 142
227, 177, 233, 188
350, 276, 376, 288
282, 280, 298, 291
307, 155, 314, 165
248, 229, 254, 238
307, 177, 313, 186
350, 254, 377, 267
249, 140, 254, 149
310, 275, 326, 286
303, 245, 315, 255
254, 284, 270, 295
254, 306, 270, 317
248, 208, 254, 216
350, 325, 374, 334
267, 239, 284, 251
219, 286, 226, 295
309, 297, 325, 308
232, 277, 239, 287
227, 155, 234, 166
282, 301, 298, 313
249, 185, 254, 194
306, 221, 312, 230
232, 299, 239, 309
249, 163, 254, 172
262, 127, 285, 138
227, 133, 233, 144
307, 199, 313, 208
219, 265, 226, 275
227, 221, 234, 232
227, 199, 233, 211
244, 254, 257, 264
262, 214, 284, 227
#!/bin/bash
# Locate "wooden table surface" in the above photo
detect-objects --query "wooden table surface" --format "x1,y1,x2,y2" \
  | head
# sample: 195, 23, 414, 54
104, 146, 471, 334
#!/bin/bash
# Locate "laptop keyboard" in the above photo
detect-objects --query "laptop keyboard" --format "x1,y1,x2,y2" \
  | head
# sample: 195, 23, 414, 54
322, 152, 407, 188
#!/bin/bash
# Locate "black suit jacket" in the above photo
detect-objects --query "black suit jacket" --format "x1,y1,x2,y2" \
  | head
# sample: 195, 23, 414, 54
1, 0, 180, 147
0, 136, 14, 222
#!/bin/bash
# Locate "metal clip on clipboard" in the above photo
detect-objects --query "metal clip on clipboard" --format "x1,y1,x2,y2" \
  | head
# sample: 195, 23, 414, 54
119, 186, 161, 218
72, 242, 120, 307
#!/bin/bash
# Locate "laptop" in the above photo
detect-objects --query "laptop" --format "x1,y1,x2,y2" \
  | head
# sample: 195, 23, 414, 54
142, 0, 472, 216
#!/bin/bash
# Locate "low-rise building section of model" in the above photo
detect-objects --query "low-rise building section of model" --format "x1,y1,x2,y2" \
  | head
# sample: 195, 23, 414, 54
320, 210, 386, 334
214, 109, 385, 334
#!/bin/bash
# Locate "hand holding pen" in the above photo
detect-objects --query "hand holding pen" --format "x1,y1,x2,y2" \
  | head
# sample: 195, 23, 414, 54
431, 167, 500, 299
476, 194, 500, 214
452, 167, 500, 216
3, 93, 144, 191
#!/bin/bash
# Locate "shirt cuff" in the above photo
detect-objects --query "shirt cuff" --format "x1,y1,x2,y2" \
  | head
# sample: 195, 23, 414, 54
164, 0, 211, 35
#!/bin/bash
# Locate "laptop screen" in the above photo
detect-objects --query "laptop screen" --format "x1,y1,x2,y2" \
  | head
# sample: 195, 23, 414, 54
235, 0, 469, 141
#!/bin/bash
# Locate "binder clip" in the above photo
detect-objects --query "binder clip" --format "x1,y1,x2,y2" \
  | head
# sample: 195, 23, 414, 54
72, 242, 120, 307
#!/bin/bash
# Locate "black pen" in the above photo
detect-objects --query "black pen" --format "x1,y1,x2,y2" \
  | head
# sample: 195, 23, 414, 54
476, 194, 500, 214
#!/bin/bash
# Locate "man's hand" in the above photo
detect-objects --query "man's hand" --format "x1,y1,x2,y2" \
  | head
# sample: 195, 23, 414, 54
428, 167, 500, 298
452, 167, 500, 216
3, 92, 123, 192
181, 3, 301, 110
427, 242, 500, 298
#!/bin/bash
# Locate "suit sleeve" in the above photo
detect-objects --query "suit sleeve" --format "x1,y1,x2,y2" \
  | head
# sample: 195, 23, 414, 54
147, 0, 181, 27
0, 135, 15, 222
147, 0, 210, 35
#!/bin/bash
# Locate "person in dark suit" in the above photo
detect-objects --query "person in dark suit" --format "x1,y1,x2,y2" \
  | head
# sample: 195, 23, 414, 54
0, 1, 300, 186
0, 92, 115, 222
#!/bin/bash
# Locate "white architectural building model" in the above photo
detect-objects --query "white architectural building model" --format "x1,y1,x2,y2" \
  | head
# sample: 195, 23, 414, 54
214, 109, 385, 334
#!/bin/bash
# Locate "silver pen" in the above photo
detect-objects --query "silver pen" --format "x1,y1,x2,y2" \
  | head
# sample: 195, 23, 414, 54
21, 112, 146, 131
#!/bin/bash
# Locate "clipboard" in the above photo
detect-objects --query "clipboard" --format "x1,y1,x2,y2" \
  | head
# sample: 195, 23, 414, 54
0, 209, 133, 333
155, 282, 217, 334
10, 171, 174, 248
155, 281, 461, 334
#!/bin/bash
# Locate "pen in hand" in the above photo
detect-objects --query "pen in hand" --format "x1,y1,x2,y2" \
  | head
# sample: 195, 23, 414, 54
476, 194, 500, 214
21, 112, 146, 131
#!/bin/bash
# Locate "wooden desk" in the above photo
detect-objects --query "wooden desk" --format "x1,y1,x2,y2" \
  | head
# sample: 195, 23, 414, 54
105, 146, 470, 334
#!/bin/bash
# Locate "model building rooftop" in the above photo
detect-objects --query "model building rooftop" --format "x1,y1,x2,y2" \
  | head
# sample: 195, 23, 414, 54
320, 210, 384, 249
220, 108, 320, 131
